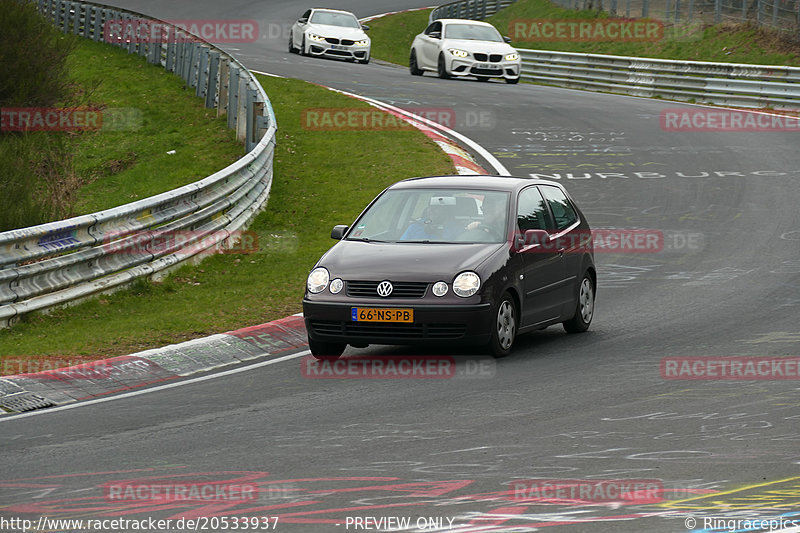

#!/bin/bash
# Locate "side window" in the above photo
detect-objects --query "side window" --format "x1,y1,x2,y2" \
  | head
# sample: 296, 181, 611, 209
301, 9, 312, 20
539, 186, 578, 231
424, 22, 442, 35
516, 187, 550, 231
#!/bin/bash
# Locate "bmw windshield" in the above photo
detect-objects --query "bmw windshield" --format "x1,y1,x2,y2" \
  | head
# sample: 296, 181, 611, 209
346, 188, 510, 244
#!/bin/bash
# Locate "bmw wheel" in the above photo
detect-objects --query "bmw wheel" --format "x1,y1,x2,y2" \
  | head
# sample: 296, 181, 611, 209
506, 76, 520, 84
437, 53, 451, 79
410, 50, 423, 75
563, 272, 595, 333
488, 292, 517, 358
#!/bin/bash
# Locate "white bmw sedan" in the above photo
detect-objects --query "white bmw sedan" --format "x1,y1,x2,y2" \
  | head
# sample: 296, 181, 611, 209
410, 19, 521, 84
289, 8, 371, 64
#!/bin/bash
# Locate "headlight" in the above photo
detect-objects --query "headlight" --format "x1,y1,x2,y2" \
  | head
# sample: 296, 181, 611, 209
505, 53, 520, 61
307, 267, 329, 294
453, 271, 480, 298
448, 48, 469, 58
355, 39, 369, 46
308, 33, 326, 42
432, 281, 448, 297
329, 278, 344, 294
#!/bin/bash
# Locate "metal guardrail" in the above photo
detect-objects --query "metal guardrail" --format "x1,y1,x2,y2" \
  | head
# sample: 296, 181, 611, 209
0, 0, 277, 327
519, 49, 800, 109
430, 0, 518, 23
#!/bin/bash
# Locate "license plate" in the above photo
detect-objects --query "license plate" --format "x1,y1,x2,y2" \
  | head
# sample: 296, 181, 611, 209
352, 308, 414, 323
331, 44, 348, 50
476, 63, 491, 69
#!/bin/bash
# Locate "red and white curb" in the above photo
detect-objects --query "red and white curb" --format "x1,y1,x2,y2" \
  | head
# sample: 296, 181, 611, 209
0, 315, 309, 414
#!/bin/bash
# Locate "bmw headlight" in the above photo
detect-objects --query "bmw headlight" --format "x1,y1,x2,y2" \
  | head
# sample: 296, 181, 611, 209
307, 267, 330, 294
308, 33, 326, 42
355, 39, 369, 46
453, 271, 480, 298
505, 52, 520, 61
448, 48, 469, 58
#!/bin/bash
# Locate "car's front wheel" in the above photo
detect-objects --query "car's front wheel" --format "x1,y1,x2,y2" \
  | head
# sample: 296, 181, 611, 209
488, 292, 517, 358
359, 55, 370, 64
409, 50, 423, 75
300, 35, 308, 56
437, 53, 450, 79
506, 76, 520, 84
309, 338, 346, 360
563, 272, 595, 333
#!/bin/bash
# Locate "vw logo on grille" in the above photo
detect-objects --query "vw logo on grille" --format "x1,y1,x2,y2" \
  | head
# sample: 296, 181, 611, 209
376, 281, 393, 297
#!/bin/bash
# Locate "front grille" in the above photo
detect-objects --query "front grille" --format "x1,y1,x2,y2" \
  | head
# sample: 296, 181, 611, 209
471, 67, 502, 75
341, 39, 354, 46
347, 281, 428, 299
325, 37, 340, 44
474, 53, 487, 61
310, 320, 467, 340
326, 50, 351, 56
490, 54, 502, 62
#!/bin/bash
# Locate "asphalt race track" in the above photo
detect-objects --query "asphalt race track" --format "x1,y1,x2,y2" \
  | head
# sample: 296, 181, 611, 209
2, 1, 800, 532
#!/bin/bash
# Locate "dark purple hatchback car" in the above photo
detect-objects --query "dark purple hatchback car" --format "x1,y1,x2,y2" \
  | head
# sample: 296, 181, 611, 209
302, 175, 596, 359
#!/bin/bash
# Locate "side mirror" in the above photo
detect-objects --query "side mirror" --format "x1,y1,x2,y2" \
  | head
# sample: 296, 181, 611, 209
331, 225, 349, 240
429, 31, 441, 39
361, 24, 370, 31
503, 36, 512, 43
516, 229, 550, 250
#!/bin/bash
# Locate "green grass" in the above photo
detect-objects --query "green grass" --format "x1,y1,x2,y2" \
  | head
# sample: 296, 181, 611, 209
68, 39, 243, 213
368, 9, 432, 67
488, 0, 800, 64
0, 37, 243, 231
366, 1, 800, 67
0, 75, 454, 364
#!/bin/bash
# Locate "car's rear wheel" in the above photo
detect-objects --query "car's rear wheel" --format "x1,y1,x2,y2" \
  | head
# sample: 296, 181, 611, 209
488, 292, 517, 358
437, 53, 450, 79
288, 32, 297, 53
309, 339, 346, 360
563, 272, 595, 333
409, 50, 423, 75
506, 76, 520, 84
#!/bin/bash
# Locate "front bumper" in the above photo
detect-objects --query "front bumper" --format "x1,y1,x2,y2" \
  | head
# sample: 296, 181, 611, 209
303, 299, 493, 347
307, 39, 370, 61
447, 56, 521, 80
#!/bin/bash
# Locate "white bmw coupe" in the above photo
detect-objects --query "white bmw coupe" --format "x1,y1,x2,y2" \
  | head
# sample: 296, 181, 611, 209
289, 8, 371, 64
410, 19, 521, 84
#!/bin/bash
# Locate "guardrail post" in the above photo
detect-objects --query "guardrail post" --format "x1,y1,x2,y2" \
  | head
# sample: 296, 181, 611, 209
742, 0, 747, 22
218, 58, 230, 118
166, 29, 177, 72
228, 66, 240, 130
643, 0, 649, 17
236, 75, 247, 143
196, 46, 209, 99
245, 88, 256, 153
207, 51, 220, 109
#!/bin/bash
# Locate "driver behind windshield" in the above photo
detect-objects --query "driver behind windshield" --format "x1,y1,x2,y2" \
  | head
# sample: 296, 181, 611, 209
401, 200, 462, 240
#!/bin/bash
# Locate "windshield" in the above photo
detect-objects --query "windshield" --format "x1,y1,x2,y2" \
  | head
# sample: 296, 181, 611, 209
347, 188, 510, 244
444, 23, 503, 42
309, 10, 361, 28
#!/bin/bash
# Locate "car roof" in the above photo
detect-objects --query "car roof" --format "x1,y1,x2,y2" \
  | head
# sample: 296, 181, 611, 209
390, 175, 567, 194
311, 8, 356, 16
